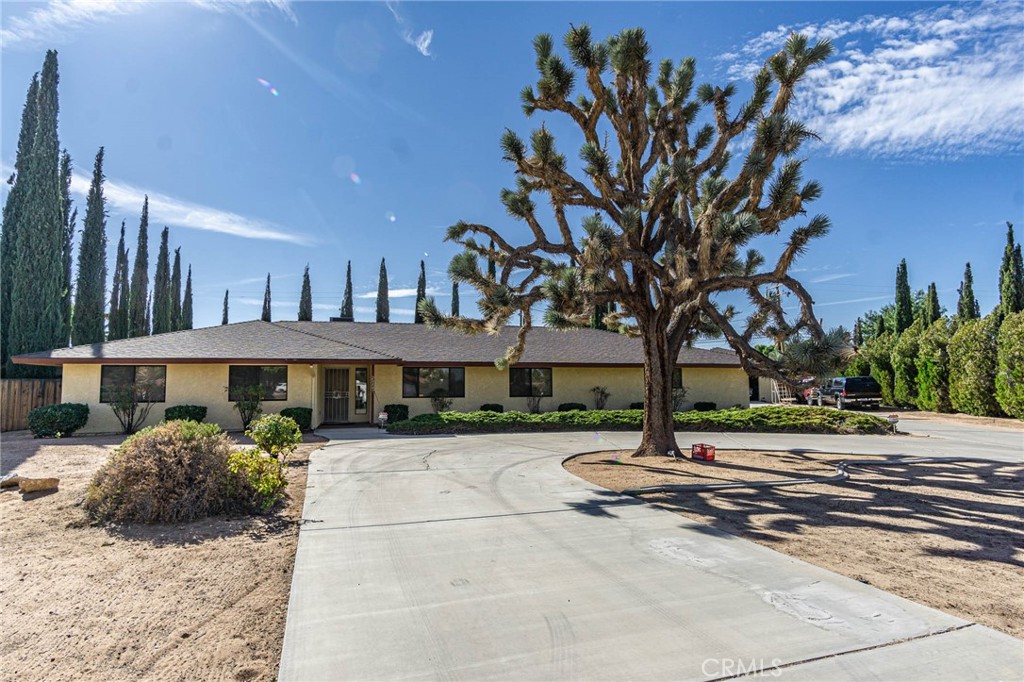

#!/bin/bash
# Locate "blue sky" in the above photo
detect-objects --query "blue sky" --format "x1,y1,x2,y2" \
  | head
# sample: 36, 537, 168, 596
2, 1, 1022, 343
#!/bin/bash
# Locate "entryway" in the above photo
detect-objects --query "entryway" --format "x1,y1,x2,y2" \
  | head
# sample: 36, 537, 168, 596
322, 367, 370, 425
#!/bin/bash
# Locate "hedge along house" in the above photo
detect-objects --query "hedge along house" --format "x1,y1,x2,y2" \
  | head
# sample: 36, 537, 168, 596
13, 320, 748, 434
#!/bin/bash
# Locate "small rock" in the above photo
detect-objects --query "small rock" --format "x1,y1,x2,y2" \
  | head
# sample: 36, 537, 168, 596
19, 477, 59, 494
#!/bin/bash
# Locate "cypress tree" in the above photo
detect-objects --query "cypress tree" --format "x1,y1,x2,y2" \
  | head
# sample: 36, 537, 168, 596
117, 249, 130, 336
151, 227, 171, 334
181, 266, 193, 330
222, 289, 230, 325
451, 280, 460, 316
71, 147, 108, 345
108, 222, 125, 337
1015, 245, 1024, 313
1, 73, 40, 372
853, 317, 863, 347
127, 197, 150, 337
261, 274, 272, 322
299, 264, 313, 321
144, 292, 152, 336
894, 259, 912, 334
341, 261, 353, 320
170, 247, 182, 331
876, 314, 887, 337
376, 258, 389, 323
956, 262, 980, 322
7, 50, 64, 377
414, 260, 427, 323
922, 282, 940, 326
59, 149, 74, 346
998, 222, 1022, 319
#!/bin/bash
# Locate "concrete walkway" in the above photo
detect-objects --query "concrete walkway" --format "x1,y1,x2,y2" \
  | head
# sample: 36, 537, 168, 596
280, 427, 1023, 681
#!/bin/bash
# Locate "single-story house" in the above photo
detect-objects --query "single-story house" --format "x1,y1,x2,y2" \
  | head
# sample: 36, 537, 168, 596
14, 321, 748, 433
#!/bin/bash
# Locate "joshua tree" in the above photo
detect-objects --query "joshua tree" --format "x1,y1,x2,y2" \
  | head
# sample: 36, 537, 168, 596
420, 26, 842, 456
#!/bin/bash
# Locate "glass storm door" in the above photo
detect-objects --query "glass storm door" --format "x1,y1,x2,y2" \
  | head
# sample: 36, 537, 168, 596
324, 368, 350, 423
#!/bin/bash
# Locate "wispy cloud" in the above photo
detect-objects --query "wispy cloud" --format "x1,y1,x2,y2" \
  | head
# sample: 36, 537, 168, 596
68, 172, 311, 245
814, 294, 891, 307
385, 1, 433, 57
237, 297, 337, 311
810, 273, 856, 283
0, 0, 295, 48
723, 1, 1024, 158
355, 286, 443, 299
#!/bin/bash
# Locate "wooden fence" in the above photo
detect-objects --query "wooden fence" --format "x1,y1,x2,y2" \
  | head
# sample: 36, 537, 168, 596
1, 378, 62, 432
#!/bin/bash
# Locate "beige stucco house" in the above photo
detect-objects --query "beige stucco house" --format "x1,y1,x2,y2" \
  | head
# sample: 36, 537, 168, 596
14, 321, 749, 434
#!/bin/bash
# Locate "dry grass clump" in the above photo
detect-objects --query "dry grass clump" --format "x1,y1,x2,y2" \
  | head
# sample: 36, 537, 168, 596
85, 420, 237, 524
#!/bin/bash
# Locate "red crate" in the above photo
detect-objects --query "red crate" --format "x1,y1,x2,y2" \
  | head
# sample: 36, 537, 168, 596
691, 443, 716, 461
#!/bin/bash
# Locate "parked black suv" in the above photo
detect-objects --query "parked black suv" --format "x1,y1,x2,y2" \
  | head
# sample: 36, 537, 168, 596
819, 376, 882, 410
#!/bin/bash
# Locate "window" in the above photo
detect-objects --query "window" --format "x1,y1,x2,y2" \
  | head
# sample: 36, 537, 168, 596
228, 365, 288, 401
402, 367, 465, 398
100, 365, 166, 403
509, 367, 553, 397
672, 367, 683, 389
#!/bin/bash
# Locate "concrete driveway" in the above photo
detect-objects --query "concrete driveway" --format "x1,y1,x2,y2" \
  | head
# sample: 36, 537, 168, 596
279, 424, 1023, 681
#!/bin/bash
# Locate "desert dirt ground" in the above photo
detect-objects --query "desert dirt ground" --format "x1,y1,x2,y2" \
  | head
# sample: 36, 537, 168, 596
565, 449, 1024, 638
0, 430, 325, 682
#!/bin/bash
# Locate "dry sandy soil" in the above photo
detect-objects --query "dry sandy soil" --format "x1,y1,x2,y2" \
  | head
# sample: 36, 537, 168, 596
565, 449, 1024, 638
0, 430, 325, 682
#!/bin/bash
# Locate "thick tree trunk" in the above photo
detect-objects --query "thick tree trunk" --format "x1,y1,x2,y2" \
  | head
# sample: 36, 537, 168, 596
634, 329, 680, 457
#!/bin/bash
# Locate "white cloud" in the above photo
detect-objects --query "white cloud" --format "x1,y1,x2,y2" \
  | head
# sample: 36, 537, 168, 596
814, 294, 891, 307
0, 0, 295, 48
236, 297, 338, 311
355, 286, 443, 299
385, 1, 433, 57
723, 1, 1024, 158
403, 29, 433, 57
810, 273, 856, 283
69, 172, 311, 245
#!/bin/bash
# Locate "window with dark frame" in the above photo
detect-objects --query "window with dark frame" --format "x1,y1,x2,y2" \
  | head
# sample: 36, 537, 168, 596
228, 365, 288, 401
509, 367, 553, 397
672, 367, 683, 388
100, 365, 167, 403
402, 367, 466, 398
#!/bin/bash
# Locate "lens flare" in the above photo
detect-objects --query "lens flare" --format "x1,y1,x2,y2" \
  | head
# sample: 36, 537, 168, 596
385, 211, 397, 223
349, 172, 361, 185
257, 78, 279, 96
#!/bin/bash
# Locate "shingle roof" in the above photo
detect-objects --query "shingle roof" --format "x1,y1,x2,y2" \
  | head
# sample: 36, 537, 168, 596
15, 320, 741, 367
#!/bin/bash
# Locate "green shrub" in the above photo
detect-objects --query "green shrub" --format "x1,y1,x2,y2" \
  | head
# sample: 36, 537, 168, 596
280, 407, 312, 431
429, 391, 453, 413
227, 447, 288, 511
232, 384, 264, 429
164, 404, 207, 423
629, 402, 644, 410
383, 403, 409, 422
246, 414, 302, 461
891, 320, 922, 407
862, 333, 896, 406
84, 420, 236, 524
558, 403, 587, 411
480, 403, 504, 413
27, 403, 89, 438
386, 406, 889, 436
915, 319, 952, 412
693, 402, 717, 412
995, 312, 1024, 419
949, 315, 1001, 416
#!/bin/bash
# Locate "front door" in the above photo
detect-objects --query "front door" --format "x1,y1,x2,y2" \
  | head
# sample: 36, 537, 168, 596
324, 368, 350, 423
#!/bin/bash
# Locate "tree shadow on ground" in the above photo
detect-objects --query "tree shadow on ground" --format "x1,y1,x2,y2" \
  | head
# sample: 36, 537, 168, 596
638, 454, 1024, 568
